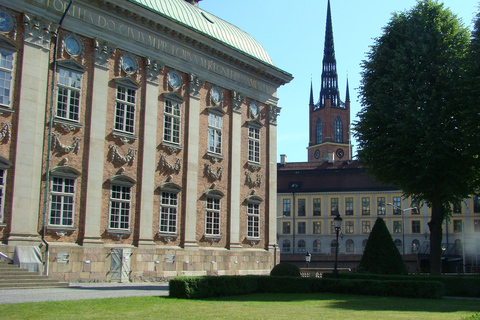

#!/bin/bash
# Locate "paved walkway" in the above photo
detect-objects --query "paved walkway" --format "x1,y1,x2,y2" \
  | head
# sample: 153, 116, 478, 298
0, 282, 169, 304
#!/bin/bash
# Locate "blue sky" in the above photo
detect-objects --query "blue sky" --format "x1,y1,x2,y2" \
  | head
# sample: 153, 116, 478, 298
199, 0, 479, 163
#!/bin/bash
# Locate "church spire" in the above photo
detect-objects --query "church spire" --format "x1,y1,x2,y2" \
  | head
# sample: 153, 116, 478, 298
319, 0, 340, 108
309, 78, 314, 106
345, 77, 350, 103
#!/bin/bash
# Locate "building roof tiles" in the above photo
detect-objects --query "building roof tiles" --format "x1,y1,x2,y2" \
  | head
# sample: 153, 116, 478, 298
128, 0, 274, 65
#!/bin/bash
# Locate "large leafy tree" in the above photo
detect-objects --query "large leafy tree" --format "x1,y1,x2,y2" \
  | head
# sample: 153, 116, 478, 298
353, 0, 480, 274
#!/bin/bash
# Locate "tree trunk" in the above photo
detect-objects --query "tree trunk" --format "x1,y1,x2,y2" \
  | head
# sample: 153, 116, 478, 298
428, 201, 444, 275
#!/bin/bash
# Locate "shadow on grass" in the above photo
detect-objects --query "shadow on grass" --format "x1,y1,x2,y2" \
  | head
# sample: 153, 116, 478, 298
190, 293, 480, 313
69, 285, 169, 291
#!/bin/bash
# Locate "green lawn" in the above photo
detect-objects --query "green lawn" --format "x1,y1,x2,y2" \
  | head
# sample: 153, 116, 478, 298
1, 293, 479, 320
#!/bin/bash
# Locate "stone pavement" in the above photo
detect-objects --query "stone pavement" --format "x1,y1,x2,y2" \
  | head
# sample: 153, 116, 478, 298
0, 282, 169, 304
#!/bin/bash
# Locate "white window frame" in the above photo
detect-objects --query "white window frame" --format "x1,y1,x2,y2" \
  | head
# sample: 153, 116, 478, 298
345, 221, 354, 234
0, 48, 14, 109
393, 220, 403, 234
109, 184, 131, 230
282, 221, 291, 234
56, 67, 82, 122
205, 197, 220, 236
313, 198, 321, 216
377, 197, 386, 215
248, 126, 260, 163
362, 197, 371, 215
362, 220, 371, 234
160, 191, 178, 234
392, 197, 402, 215
247, 202, 260, 238
313, 221, 321, 234
49, 176, 75, 227
163, 99, 181, 145
208, 112, 222, 154
114, 84, 136, 134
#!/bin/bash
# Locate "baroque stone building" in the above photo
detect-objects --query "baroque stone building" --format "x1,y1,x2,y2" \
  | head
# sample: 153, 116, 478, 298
0, 0, 292, 281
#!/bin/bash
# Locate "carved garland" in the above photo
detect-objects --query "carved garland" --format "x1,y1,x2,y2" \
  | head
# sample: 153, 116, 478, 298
51, 133, 81, 154
159, 155, 181, 173
205, 163, 222, 181
109, 145, 137, 165
245, 171, 262, 188
0, 123, 12, 142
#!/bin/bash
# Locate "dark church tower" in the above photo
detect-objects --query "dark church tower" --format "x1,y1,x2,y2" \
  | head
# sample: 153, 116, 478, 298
308, 0, 351, 162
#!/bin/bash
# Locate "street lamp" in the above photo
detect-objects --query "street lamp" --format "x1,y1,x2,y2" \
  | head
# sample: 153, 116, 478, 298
388, 203, 417, 262
305, 251, 311, 268
333, 213, 343, 278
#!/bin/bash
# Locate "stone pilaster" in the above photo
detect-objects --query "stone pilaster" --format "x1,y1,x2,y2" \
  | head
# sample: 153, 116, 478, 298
83, 39, 114, 245
268, 105, 281, 252
138, 59, 161, 246
8, 15, 54, 245
229, 91, 244, 249
183, 75, 202, 248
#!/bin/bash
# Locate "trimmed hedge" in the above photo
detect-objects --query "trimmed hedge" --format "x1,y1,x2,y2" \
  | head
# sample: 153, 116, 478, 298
169, 276, 445, 299
169, 276, 258, 299
322, 273, 480, 297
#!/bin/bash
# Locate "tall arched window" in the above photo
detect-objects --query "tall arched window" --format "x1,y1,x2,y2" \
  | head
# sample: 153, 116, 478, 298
330, 239, 338, 254
316, 119, 322, 144
298, 240, 306, 253
313, 239, 321, 253
282, 239, 291, 253
334, 117, 343, 143
346, 239, 354, 253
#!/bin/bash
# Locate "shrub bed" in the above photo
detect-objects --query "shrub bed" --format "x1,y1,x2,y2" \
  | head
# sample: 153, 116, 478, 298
322, 273, 480, 297
169, 276, 445, 300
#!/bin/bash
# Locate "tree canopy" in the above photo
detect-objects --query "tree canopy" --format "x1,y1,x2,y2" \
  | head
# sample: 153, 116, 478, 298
353, 0, 480, 274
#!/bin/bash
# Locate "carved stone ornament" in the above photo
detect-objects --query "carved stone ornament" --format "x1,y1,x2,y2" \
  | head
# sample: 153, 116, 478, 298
189, 73, 203, 96
159, 155, 181, 174
145, 57, 164, 84
161, 142, 182, 154
118, 53, 139, 77
204, 163, 222, 182
246, 162, 262, 172
232, 90, 244, 114
51, 133, 81, 154
94, 38, 116, 68
0, 7, 17, 40
0, 122, 11, 142
23, 13, 55, 49
61, 33, 84, 59
54, 120, 81, 133
245, 171, 262, 188
109, 145, 137, 165
269, 104, 281, 125
157, 233, 178, 243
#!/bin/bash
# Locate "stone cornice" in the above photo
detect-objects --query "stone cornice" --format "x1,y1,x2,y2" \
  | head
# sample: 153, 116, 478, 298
84, 0, 292, 86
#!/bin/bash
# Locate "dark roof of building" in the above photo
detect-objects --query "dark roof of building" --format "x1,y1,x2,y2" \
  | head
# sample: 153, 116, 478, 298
277, 160, 399, 193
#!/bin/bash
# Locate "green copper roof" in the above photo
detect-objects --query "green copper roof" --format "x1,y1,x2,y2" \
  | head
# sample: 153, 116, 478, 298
128, 0, 274, 66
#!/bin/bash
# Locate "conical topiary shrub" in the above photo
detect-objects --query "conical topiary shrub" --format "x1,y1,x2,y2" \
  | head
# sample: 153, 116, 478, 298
358, 217, 408, 274
270, 262, 301, 277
